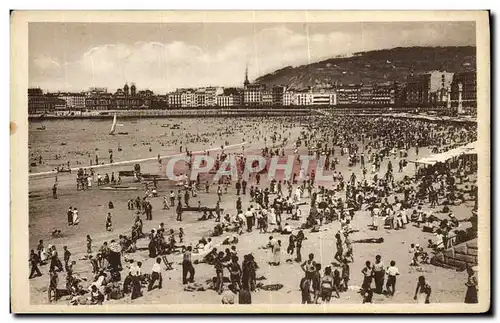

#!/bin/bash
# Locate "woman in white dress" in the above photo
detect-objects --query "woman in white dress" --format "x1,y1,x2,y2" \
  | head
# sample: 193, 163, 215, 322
268, 208, 277, 225
72, 208, 80, 225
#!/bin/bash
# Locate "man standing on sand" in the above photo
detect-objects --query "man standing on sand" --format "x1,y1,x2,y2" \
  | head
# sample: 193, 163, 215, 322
48, 269, 59, 302
236, 180, 241, 196
176, 203, 183, 222
52, 184, 57, 199
385, 260, 400, 297
63, 246, 71, 271
36, 240, 44, 261
148, 257, 162, 291
182, 246, 195, 284
67, 207, 73, 226
169, 190, 176, 207
50, 245, 63, 272
130, 261, 143, 300
242, 179, 247, 195
29, 249, 42, 279
373, 255, 385, 294
106, 213, 112, 231
245, 207, 254, 232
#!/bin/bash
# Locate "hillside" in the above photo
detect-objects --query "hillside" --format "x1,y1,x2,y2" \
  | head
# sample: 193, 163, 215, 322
255, 46, 476, 89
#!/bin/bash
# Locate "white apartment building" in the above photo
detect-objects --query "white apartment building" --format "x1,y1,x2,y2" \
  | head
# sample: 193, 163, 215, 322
56, 93, 86, 110
311, 92, 337, 106
181, 92, 197, 108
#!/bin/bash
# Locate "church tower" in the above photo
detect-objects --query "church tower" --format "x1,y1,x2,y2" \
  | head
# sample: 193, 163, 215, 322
124, 83, 129, 96
130, 83, 136, 96
243, 64, 250, 87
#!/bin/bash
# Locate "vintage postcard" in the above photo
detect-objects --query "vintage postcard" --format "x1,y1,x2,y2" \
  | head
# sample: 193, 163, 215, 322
10, 10, 490, 313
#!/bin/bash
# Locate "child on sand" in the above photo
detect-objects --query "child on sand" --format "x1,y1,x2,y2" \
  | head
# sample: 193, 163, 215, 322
87, 235, 92, 254
106, 213, 112, 231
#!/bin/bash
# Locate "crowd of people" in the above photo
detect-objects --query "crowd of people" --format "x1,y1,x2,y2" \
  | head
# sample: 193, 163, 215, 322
29, 114, 479, 305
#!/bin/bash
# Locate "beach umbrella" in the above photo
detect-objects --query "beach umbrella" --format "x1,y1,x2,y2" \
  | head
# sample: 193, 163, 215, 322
109, 242, 122, 253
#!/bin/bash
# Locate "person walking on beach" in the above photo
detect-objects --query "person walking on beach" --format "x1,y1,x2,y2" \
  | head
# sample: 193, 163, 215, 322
334, 233, 343, 263
130, 261, 143, 300
272, 240, 282, 266
414, 275, 431, 304
63, 246, 71, 271
169, 190, 175, 207
217, 186, 222, 202
295, 230, 305, 262
214, 251, 225, 295
301, 253, 317, 280
242, 179, 247, 195
52, 184, 57, 199
148, 257, 162, 291
176, 203, 183, 222
182, 246, 195, 284
361, 261, 373, 294
48, 269, 59, 302
385, 260, 399, 297
184, 190, 190, 207
67, 207, 73, 226
36, 240, 44, 262
464, 266, 478, 303
106, 213, 112, 231
86, 235, 92, 254
341, 258, 350, 292
373, 255, 385, 294
228, 255, 242, 291
236, 180, 241, 196
50, 245, 63, 272
72, 208, 80, 225
29, 249, 42, 279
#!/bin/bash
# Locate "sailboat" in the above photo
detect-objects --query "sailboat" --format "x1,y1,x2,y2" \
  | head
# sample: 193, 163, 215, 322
109, 113, 128, 135
109, 113, 117, 135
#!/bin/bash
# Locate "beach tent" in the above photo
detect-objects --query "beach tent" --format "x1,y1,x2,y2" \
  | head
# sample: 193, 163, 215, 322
410, 141, 478, 166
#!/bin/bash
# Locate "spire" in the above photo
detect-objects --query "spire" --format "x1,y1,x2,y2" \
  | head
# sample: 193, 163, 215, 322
244, 63, 250, 86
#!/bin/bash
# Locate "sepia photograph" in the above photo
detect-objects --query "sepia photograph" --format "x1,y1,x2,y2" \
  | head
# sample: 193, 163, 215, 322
10, 10, 490, 313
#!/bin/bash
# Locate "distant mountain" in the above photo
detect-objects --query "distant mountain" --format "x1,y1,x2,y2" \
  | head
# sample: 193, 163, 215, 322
255, 46, 476, 89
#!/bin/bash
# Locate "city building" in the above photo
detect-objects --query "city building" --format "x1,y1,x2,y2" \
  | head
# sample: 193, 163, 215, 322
54, 92, 86, 110
394, 82, 407, 105
449, 71, 477, 115
244, 84, 265, 106
243, 65, 266, 106
216, 88, 242, 107
85, 92, 113, 111
111, 84, 151, 109
311, 90, 337, 106
428, 71, 454, 107
203, 87, 224, 107
28, 88, 67, 114
359, 83, 395, 105
181, 91, 197, 108
272, 86, 286, 106
262, 90, 273, 106
168, 92, 182, 108
282, 91, 295, 106
337, 84, 361, 105
406, 71, 454, 106
405, 74, 431, 105
295, 90, 313, 106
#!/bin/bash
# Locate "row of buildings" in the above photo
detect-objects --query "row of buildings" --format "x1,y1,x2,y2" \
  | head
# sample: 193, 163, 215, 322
28, 68, 477, 114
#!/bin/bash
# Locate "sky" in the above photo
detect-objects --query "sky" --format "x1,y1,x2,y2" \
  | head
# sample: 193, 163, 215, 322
29, 21, 476, 93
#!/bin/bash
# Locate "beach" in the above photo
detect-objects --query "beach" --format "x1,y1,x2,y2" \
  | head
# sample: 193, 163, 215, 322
28, 115, 476, 305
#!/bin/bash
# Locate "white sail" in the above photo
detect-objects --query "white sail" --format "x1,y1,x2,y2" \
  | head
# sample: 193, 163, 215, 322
109, 113, 117, 135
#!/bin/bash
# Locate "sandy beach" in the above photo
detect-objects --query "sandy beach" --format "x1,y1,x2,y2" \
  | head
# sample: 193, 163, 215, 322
28, 116, 476, 305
